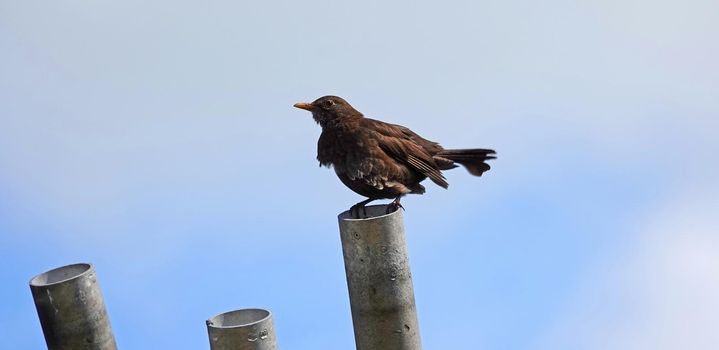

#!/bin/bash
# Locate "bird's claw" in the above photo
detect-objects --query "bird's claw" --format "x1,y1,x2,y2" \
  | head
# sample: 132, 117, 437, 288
386, 201, 404, 214
349, 204, 367, 219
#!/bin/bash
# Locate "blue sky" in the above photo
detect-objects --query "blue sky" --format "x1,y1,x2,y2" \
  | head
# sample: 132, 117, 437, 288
1, 0, 717, 349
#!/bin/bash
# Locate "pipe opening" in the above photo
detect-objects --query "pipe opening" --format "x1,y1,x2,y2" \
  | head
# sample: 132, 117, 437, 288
207, 308, 271, 329
29, 263, 92, 287
338, 204, 400, 221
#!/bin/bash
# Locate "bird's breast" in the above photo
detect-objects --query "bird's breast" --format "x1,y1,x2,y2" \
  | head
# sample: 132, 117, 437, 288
317, 128, 375, 168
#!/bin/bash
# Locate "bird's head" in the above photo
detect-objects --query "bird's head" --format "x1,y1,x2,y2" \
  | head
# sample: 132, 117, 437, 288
294, 95, 362, 127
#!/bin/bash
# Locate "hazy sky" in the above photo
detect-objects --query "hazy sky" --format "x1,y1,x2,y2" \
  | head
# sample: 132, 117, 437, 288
1, 0, 717, 349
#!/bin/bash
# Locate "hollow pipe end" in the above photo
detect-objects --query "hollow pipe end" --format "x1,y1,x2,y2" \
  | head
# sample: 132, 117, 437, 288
206, 308, 272, 329
338, 204, 403, 221
29, 263, 94, 287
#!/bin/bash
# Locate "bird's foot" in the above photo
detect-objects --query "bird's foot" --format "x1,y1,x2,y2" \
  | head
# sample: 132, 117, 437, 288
349, 203, 367, 219
386, 198, 404, 214
349, 198, 376, 219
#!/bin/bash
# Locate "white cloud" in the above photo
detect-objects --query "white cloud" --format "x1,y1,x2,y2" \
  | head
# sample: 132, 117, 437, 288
536, 188, 719, 350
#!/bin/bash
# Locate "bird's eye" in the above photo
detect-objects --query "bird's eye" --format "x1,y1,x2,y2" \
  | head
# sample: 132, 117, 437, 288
324, 99, 335, 108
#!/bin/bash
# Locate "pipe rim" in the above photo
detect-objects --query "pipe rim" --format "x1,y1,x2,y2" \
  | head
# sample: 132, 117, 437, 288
338, 204, 401, 221
207, 308, 272, 329
29, 263, 93, 287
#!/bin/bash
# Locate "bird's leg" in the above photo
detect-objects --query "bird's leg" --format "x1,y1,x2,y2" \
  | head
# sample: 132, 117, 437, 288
387, 196, 405, 214
349, 198, 375, 219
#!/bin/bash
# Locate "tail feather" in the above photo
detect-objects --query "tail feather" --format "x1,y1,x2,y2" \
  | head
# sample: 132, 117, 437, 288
436, 148, 496, 176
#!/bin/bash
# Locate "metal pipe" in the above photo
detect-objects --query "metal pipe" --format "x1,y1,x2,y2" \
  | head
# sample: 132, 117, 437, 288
338, 205, 422, 350
206, 308, 278, 350
29, 263, 117, 350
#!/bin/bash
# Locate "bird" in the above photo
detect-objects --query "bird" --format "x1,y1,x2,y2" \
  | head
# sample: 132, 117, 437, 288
294, 95, 496, 218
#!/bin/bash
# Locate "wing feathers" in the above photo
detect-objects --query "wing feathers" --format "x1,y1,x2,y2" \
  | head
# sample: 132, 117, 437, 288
407, 154, 448, 188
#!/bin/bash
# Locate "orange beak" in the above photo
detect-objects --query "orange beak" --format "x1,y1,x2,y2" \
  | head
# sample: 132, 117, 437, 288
293, 102, 313, 111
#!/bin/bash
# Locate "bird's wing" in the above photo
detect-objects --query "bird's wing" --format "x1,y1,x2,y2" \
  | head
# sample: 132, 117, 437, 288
394, 125, 445, 154
362, 118, 449, 188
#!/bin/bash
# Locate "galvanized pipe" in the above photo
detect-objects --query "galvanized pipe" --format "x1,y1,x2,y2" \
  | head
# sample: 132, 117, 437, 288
206, 308, 278, 350
338, 205, 422, 350
29, 263, 117, 350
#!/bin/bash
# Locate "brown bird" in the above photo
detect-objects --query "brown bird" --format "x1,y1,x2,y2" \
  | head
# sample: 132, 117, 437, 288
294, 96, 496, 218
